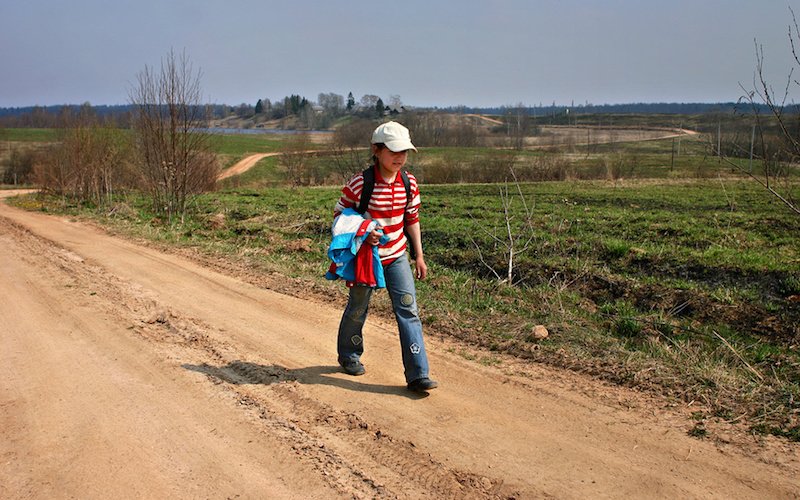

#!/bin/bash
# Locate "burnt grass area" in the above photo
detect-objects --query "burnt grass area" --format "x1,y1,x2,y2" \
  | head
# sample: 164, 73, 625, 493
580, 257, 800, 342
621, 256, 799, 340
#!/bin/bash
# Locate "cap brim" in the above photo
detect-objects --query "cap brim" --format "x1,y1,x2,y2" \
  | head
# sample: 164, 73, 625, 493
384, 140, 417, 153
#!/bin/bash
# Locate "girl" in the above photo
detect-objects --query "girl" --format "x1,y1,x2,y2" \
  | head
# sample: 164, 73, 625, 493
333, 121, 437, 393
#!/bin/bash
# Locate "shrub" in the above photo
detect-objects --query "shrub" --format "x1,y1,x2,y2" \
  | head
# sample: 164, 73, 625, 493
2, 147, 37, 185
34, 111, 133, 206
332, 118, 376, 148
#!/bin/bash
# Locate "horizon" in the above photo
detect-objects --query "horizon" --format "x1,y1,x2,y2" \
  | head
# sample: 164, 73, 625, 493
0, 100, 759, 111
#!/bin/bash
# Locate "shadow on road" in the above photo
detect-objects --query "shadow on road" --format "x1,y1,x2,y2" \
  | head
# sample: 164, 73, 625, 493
182, 361, 427, 399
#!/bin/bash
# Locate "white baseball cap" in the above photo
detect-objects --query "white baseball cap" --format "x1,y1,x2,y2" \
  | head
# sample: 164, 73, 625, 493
371, 121, 417, 152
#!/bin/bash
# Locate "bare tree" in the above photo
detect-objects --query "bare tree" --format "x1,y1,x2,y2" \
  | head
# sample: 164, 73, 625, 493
318, 92, 344, 115
280, 133, 314, 186
129, 49, 218, 223
34, 104, 131, 206
325, 118, 373, 182
503, 103, 529, 150
402, 112, 478, 147
3, 148, 36, 185
359, 94, 381, 116
469, 168, 537, 285
333, 118, 375, 148
731, 8, 800, 216
328, 144, 368, 184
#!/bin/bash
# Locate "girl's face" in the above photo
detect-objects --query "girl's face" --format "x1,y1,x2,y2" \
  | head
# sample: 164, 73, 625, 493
373, 145, 408, 179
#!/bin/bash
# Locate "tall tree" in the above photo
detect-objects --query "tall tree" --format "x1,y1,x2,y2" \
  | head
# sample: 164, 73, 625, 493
359, 94, 379, 111
318, 92, 344, 115
286, 94, 309, 115
129, 49, 218, 223
346, 92, 355, 112
375, 98, 385, 118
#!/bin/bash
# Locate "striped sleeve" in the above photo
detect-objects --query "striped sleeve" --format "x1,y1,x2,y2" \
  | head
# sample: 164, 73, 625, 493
334, 173, 363, 217
404, 172, 421, 226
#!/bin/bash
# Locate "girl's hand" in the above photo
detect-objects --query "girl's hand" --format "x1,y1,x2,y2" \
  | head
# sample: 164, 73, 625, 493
414, 255, 428, 280
368, 228, 382, 246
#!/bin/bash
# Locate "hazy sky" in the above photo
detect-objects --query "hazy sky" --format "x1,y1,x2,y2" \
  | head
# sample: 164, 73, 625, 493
1, 0, 797, 108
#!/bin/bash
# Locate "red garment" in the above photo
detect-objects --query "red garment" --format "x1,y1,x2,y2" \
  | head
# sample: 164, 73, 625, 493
353, 219, 377, 287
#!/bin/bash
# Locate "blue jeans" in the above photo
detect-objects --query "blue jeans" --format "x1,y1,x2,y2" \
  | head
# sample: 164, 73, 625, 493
337, 256, 430, 383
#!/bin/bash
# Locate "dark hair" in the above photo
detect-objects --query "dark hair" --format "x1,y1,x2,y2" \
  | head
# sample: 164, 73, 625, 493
371, 143, 386, 164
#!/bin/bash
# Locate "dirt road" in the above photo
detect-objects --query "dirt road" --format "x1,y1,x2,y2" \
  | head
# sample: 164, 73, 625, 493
1, 191, 798, 499
218, 149, 333, 181
218, 153, 278, 180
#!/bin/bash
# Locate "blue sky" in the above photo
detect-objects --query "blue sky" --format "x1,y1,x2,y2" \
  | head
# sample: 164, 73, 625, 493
1, 0, 797, 108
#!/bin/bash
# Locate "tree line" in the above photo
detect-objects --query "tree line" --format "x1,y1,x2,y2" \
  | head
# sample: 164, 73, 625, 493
0, 91, 402, 131
437, 102, 773, 116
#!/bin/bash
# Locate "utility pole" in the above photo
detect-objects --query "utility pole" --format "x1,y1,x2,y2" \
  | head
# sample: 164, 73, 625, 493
749, 123, 755, 173
586, 127, 590, 158
671, 137, 675, 172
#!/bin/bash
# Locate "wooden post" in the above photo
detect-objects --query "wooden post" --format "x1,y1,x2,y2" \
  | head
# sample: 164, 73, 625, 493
749, 123, 755, 173
671, 137, 675, 172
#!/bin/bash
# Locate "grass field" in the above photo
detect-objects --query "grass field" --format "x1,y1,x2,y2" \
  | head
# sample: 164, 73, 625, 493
0, 128, 288, 172
5, 121, 799, 440
1, 127, 285, 154
0, 128, 60, 142
210, 133, 285, 156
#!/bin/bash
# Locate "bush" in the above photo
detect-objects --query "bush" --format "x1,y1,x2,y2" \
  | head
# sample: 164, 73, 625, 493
2, 147, 37, 184
401, 112, 478, 147
34, 106, 134, 206
416, 150, 573, 185
333, 118, 376, 148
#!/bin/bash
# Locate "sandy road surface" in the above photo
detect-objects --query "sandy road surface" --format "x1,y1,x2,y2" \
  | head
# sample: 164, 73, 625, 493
1, 190, 798, 499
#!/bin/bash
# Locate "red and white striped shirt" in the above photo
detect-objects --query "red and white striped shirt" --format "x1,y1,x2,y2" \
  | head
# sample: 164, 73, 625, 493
334, 165, 421, 264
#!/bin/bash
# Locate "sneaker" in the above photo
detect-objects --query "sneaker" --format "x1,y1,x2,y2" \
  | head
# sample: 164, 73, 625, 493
340, 359, 365, 376
407, 377, 438, 392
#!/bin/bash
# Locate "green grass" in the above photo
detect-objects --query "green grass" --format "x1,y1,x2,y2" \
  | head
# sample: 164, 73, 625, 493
1, 128, 285, 155
210, 133, 284, 156
1, 128, 60, 142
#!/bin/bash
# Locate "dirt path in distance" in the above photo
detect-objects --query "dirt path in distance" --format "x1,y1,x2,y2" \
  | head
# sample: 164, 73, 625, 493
218, 152, 279, 180
1, 190, 797, 499
218, 149, 332, 181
